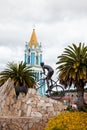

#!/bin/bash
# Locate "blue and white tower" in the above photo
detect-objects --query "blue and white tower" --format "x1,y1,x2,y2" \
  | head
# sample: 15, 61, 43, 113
24, 29, 46, 95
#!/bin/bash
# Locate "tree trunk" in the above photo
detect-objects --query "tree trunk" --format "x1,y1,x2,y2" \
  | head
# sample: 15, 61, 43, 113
76, 82, 84, 110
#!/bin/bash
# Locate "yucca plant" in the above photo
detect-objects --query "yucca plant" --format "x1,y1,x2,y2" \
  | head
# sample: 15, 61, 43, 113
56, 43, 87, 110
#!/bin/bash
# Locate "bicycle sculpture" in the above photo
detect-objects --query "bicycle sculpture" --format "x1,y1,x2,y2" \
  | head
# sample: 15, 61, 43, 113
36, 73, 65, 100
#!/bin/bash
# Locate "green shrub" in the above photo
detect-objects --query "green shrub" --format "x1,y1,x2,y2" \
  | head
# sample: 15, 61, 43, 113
44, 111, 87, 130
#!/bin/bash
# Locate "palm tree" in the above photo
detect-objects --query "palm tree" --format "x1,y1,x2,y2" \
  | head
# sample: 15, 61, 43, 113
56, 43, 87, 110
0, 61, 35, 89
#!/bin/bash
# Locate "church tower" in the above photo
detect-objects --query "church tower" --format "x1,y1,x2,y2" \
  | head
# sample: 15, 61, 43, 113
24, 29, 46, 95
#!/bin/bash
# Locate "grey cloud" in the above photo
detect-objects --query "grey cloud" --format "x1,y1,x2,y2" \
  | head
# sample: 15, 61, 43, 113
43, 0, 87, 22
1, 0, 87, 24
0, 0, 87, 72
0, 46, 24, 70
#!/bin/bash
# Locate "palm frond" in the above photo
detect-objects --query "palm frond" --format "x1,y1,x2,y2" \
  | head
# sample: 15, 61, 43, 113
56, 43, 87, 88
0, 61, 35, 88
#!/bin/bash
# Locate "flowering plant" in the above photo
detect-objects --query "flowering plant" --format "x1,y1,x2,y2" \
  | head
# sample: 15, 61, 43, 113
45, 111, 87, 130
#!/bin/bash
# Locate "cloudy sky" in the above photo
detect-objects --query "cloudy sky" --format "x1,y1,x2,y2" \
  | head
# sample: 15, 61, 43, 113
0, 0, 87, 78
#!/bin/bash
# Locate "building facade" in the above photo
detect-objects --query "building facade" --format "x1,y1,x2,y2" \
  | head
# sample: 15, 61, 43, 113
24, 29, 46, 95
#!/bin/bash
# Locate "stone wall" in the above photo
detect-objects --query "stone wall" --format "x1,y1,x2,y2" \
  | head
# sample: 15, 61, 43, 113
0, 79, 67, 130
0, 117, 47, 130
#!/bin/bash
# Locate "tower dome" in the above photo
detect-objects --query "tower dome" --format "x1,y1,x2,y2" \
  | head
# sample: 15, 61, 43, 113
29, 29, 38, 48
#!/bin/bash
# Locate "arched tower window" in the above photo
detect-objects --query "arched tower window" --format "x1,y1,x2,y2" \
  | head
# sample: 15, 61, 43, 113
28, 49, 30, 64
36, 52, 39, 65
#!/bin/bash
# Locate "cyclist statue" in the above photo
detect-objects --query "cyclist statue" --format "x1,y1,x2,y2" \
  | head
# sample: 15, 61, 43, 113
40, 62, 54, 92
